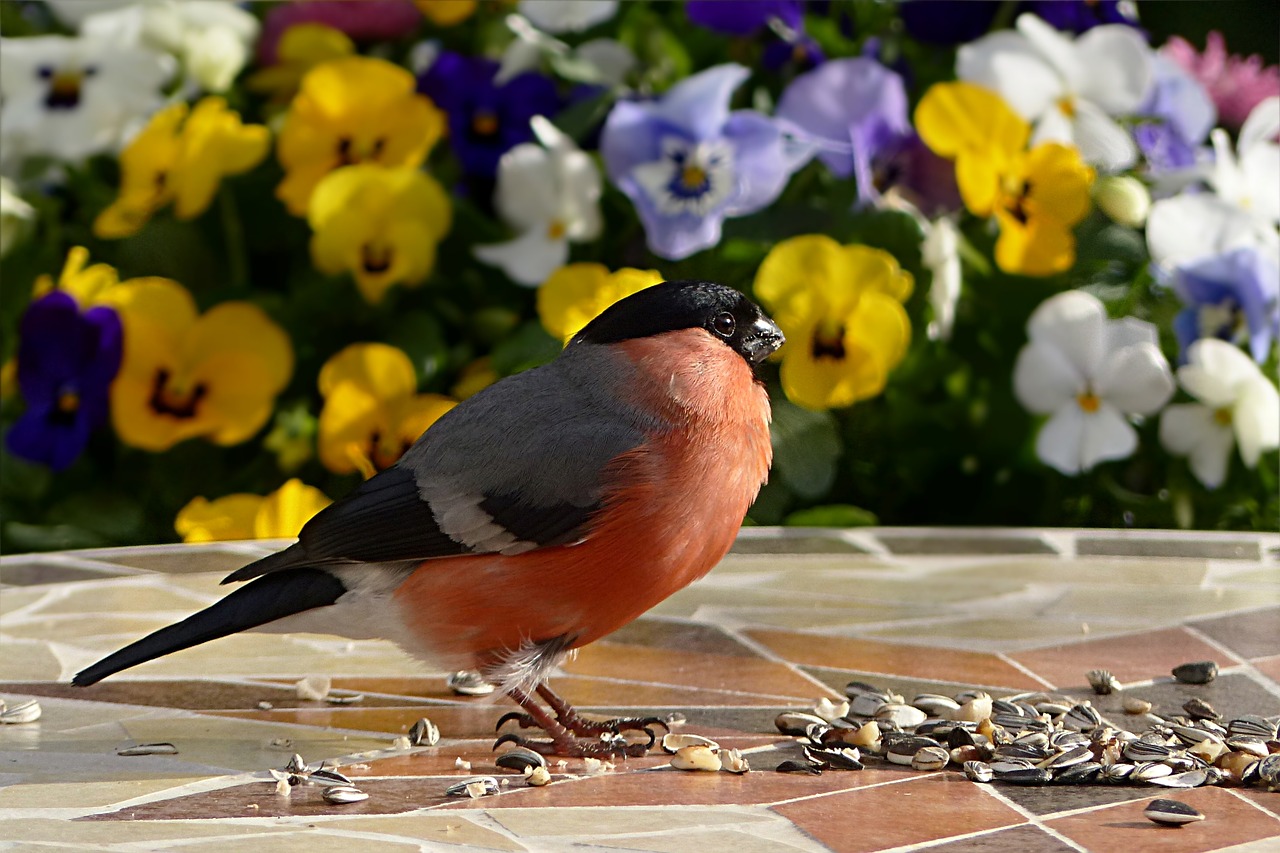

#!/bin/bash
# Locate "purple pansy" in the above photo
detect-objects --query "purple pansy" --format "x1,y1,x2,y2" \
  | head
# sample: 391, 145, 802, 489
900, 0, 1000, 45
1137, 55, 1217, 174
686, 1, 821, 71
6, 292, 122, 471
601, 64, 811, 260
684, 1, 802, 36
1171, 247, 1280, 365
419, 51, 563, 179
775, 57, 909, 204
1022, 0, 1141, 34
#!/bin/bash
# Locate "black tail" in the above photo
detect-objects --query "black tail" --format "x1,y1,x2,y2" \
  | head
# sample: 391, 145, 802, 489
72, 568, 347, 687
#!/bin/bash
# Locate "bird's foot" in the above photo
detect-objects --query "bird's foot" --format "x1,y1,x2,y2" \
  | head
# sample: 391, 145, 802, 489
496, 710, 669, 739
493, 730, 651, 758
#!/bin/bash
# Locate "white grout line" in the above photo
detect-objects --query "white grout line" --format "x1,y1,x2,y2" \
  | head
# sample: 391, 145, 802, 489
995, 652, 1057, 691
974, 782, 1091, 853
1226, 788, 1280, 823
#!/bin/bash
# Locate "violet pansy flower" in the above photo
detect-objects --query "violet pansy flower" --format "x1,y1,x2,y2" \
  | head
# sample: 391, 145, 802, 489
419, 51, 562, 179
1171, 247, 1280, 365
685, 1, 821, 71
1136, 54, 1216, 175
6, 291, 122, 471
775, 57, 909, 204
601, 63, 810, 260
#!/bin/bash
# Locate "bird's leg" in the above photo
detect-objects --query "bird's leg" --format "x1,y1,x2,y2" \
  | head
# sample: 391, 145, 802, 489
536, 683, 670, 739
493, 687, 652, 757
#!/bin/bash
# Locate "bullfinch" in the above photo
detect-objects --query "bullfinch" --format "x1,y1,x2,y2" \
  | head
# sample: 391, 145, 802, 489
74, 280, 784, 757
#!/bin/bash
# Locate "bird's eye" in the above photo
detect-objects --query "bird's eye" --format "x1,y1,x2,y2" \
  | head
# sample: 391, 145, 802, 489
712, 312, 735, 337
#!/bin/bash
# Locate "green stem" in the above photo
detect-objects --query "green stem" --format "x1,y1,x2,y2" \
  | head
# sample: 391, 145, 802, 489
220, 186, 248, 289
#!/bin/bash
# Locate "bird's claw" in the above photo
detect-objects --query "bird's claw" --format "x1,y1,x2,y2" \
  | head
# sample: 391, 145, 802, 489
495, 711, 541, 732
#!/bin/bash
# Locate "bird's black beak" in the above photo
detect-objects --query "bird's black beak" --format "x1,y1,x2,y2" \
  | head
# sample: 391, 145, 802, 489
742, 315, 785, 364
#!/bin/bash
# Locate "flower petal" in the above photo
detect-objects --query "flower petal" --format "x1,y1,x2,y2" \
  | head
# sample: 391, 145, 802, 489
915, 81, 1030, 160
1178, 338, 1261, 408
175, 494, 263, 542
1233, 377, 1280, 467
1160, 403, 1234, 488
494, 142, 559, 230
1078, 402, 1138, 471
1147, 194, 1280, 269
648, 63, 749, 141
1013, 340, 1085, 415
1094, 341, 1174, 415
753, 234, 846, 316
319, 342, 418, 401
1036, 404, 1086, 475
1066, 98, 1138, 171
1070, 23, 1153, 113
254, 478, 331, 539
473, 228, 569, 287
956, 30, 1063, 121
1026, 290, 1108, 380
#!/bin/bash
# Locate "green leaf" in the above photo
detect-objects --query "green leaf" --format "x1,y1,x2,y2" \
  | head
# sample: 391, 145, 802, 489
47, 491, 144, 541
784, 504, 879, 527
770, 397, 841, 500
551, 89, 616, 144
386, 312, 449, 384
2, 521, 107, 552
489, 321, 561, 376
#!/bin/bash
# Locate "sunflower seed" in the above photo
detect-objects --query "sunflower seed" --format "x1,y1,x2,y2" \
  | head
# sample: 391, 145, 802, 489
1103, 763, 1136, 782
1172, 661, 1218, 685
1132, 762, 1174, 782
445, 776, 499, 797
447, 670, 495, 696
496, 747, 547, 772
1054, 761, 1103, 784
963, 760, 993, 782
307, 768, 354, 787
322, 784, 368, 804
661, 733, 720, 754
912, 694, 961, 716
875, 703, 927, 729
911, 746, 949, 771
1086, 669, 1120, 695
1040, 745, 1093, 770
1124, 740, 1174, 761
775, 712, 829, 737
671, 745, 721, 772
721, 748, 750, 774
1123, 697, 1153, 715
1225, 737, 1269, 757
326, 693, 363, 705
408, 717, 440, 746
1150, 769, 1209, 788
1227, 715, 1276, 740
0, 699, 41, 724
1183, 697, 1220, 721
116, 743, 178, 756
994, 767, 1052, 785
776, 759, 822, 775
804, 744, 863, 771
1144, 798, 1204, 825
1256, 754, 1280, 787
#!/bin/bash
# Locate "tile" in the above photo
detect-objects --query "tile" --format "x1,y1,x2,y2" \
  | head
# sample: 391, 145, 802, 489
743, 629, 1046, 691
858, 616, 1106, 652
1046, 787, 1280, 852
594, 827, 811, 853
176, 832, 424, 852
1232, 788, 1280, 820
1189, 608, 1280, 662
317, 814, 527, 850
487, 805, 773, 837
1058, 672, 1280, 735
799, 667, 1027, 706
991, 778, 1156, 817
1253, 655, 1280, 682
1056, 585, 1280, 623
0, 638, 64, 680
605, 619, 762, 657
1008, 627, 1241, 689
0, 818, 291, 844
923, 824, 1077, 853
96, 548, 263, 575
0, 561, 131, 586
200, 706, 452, 736
0, 614, 173, 640
0, 777, 210, 809
772, 775, 1026, 853
0, 679, 407, 712
560, 641, 835, 701
32, 583, 214, 616
0, 586, 51, 616
1076, 535, 1261, 560
944, 556, 1211, 587
876, 532, 1056, 555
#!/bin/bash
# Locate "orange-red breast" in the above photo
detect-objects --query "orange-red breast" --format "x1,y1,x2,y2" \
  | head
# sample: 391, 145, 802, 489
74, 280, 783, 756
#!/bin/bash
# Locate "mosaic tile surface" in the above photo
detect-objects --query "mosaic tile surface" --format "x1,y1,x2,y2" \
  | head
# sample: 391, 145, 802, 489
1, 528, 1278, 852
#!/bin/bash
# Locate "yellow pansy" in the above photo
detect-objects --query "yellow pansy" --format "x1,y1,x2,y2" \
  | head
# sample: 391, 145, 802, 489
32, 246, 120, 304
915, 82, 1095, 277
537, 264, 665, 344
175, 478, 331, 542
277, 56, 446, 216
308, 165, 452, 304
416, 0, 478, 26
755, 236, 912, 410
317, 343, 456, 476
102, 278, 294, 451
95, 98, 270, 239
246, 23, 354, 104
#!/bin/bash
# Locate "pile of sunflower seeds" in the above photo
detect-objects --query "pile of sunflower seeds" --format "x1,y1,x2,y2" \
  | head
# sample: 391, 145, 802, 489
773, 675, 1280, 792
269, 753, 369, 804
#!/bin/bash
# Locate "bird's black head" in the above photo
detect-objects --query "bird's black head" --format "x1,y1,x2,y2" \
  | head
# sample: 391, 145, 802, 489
572, 280, 784, 366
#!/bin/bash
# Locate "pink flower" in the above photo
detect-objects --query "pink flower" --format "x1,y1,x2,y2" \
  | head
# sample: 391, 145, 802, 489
1163, 32, 1280, 130
257, 1, 422, 65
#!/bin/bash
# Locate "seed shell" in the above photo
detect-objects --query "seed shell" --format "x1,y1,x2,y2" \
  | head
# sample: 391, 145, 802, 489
1144, 798, 1205, 825
1172, 661, 1218, 685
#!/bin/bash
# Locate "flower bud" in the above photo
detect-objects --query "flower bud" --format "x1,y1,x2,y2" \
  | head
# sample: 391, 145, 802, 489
1093, 175, 1150, 227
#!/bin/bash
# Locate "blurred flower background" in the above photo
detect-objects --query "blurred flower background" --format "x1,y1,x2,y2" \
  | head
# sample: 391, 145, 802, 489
1, 0, 1277, 552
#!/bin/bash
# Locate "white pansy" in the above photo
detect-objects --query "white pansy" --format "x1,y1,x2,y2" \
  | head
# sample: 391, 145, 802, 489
922, 217, 961, 341
474, 116, 603, 287
0, 35, 173, 164
498, 14, 634, 86
518, 0, 618, 34
957, 13, 1153, 171
0, 178, 36, 258
1146, 98, 1280, 272
1160, 338, 1280, 488
81, 0, 258, 94
1013, 290, 1174, 475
